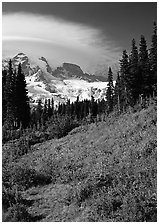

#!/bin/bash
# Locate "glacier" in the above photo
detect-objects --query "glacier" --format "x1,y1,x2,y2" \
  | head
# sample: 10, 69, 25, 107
2, 53, 115, 106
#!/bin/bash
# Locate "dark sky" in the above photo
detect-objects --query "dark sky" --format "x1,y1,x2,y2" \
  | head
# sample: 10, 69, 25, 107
3, 2, 157, 51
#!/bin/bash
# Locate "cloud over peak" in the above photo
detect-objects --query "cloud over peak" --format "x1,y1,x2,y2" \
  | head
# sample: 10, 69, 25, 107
3, 12, 121, 74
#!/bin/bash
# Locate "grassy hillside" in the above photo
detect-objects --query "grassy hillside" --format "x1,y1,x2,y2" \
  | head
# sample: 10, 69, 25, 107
3, 100, 157, 221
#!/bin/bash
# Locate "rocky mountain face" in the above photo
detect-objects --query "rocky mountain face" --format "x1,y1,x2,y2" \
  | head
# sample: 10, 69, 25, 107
53, 63, 84, 80
52, 62, 107, 82
2, 53, 110, 105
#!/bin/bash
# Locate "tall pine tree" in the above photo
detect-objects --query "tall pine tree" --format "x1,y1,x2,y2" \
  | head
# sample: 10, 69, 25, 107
149, 21, 157, 92
5, 60, 16, 129
114, 72, 122, 112
128, 39, 139, 105
106, 67, 114, 113
36, 99, 43, 127
42, 99, 48, 124
2, 69, 7, 124
15, 63, 30, 128
139, 35, 150, 96
119, 50, 130, 109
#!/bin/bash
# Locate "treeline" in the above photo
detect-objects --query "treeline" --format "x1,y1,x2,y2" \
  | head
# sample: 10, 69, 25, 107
33, 96, 107, 126
2, 22, 157, 143
2, 95, 108, 144
112, 22, 157, 112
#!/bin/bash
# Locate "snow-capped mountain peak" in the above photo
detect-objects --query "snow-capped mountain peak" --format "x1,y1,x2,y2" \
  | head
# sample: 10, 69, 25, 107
2, 53, 111, 105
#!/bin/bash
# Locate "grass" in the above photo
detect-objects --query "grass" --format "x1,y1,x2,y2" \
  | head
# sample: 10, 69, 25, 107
2, 100, 157, 221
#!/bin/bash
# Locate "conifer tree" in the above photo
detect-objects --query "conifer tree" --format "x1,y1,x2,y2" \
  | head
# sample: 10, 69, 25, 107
51, 98, 54, 114
70, 102, 75, 117
83, 100, 89, 118
36, 99, 43, 126
61, 103, 66, 115
74, 96, 80, 120
139, 35, 150, 95
15, 63, 30, 128
48, 99, 53, 118
106, 67, 114, 113
129, 39, 138, 72
2, 69, 7, 124
90, 95, 97, 119
79, 101, 84, 120
5, 60, 16, 128
149, 21, 157, 91
42, 99, 48, 124
119, 50, 129, 109
128, 39, 139, 104
114, 72, 122, 112
120, 50, 129, 76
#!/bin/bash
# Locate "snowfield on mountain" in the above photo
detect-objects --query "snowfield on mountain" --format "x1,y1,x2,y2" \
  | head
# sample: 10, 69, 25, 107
3, 53, 110, 104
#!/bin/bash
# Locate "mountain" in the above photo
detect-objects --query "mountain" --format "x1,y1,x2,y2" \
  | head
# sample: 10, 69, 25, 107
52, 62, 107, 82
2, 53, 110, 105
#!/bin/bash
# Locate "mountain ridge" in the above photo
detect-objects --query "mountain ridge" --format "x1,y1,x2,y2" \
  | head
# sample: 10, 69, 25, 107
2, 53, 110, 104
2, 52, 108, 82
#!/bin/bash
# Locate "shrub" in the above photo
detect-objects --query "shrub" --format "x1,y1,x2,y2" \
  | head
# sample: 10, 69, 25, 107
46, 115, 79, 139
3, 203, 31, 222
11, 162, 53, 190
37, 155, 60, 184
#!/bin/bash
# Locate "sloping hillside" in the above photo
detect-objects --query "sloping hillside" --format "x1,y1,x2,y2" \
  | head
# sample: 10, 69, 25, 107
3, 101, 157, 221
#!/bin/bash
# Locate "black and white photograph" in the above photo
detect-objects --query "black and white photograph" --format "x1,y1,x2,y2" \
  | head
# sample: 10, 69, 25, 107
2, 1, 157, 222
